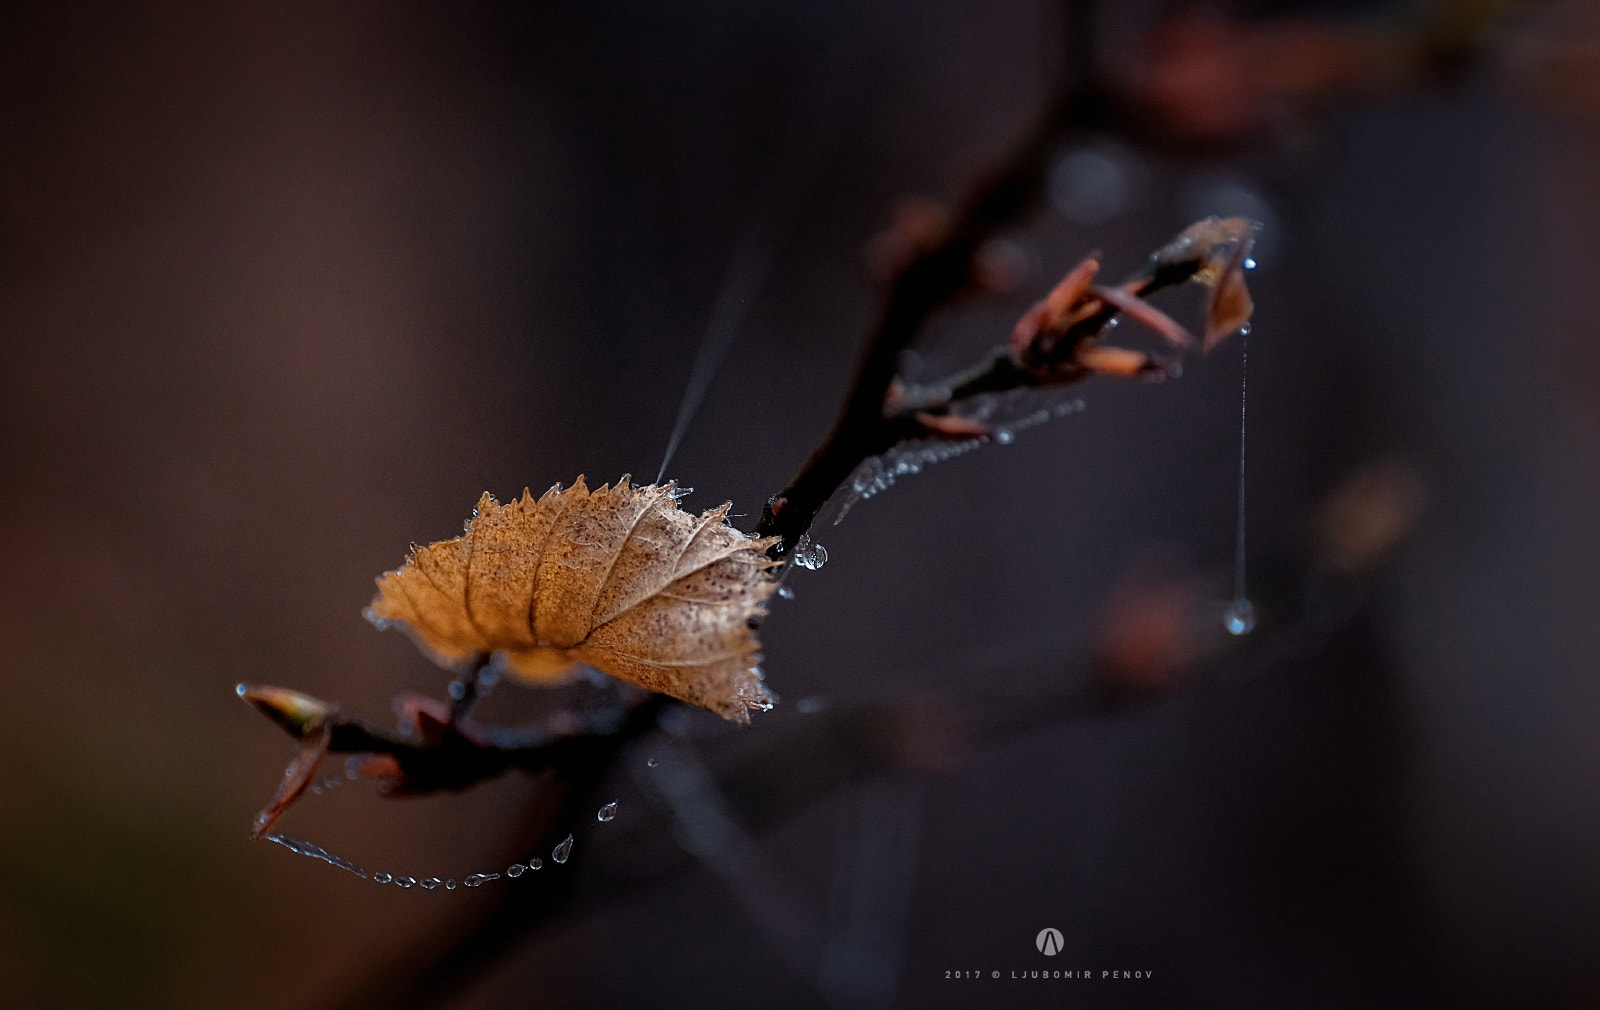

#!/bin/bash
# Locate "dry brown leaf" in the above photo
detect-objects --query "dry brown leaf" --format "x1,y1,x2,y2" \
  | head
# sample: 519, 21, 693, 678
367, 476, 781, 722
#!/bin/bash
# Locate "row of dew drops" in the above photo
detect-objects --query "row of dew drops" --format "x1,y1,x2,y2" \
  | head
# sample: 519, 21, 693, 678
267, 763, 626, 891
774, 393, 1091, 593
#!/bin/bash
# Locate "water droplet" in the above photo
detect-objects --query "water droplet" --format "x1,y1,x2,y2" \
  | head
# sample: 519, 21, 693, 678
311, 784, 323, 795
464, 873, 500, 887
529, 857, 543, 870
445, 879, 457, 889
1224, 598, 1256, 636
507, 863, 526, 878
447, 680, 467, 700
791, 536, 828, 570
994, 428, 1015, 445
235, 683, 248, 697
420, 877, 441, 890
395, 876, 416, 889
477, 666, 500, 688
668, 486, 695, 500
552, 835, 574, 864
1238, 322, 1252, 337
597, 802, 617, 822
323, 777, 341, 789
646, 757, 659, 768
373, 872, 392, 885
776, 586, 795, 600
1243, 257, 1257, 270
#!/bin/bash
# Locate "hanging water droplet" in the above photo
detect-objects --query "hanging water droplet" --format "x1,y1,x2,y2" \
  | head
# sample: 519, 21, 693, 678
447, 680, 467, 700
646, 757, 659, 768
1243, 257, 1257, 270
791, 536, 828, 570
552, 835, 574, 864
420, 877, 441, 890
445, 879, 457, 889
668, 486, 695, 500
597, 801, 618, 822
994, 428, 1015, 445
506, 863, 526, 878
1238, 322, 1252, 337
235, 683, 248, 697
373, 872, 392, 885
529, 857, 543, 870
477, 665, 500, 688
1224, 598, 1256, 636
395, 876, 416, 889
464, 873, 501, 887
776, 586, 795, 600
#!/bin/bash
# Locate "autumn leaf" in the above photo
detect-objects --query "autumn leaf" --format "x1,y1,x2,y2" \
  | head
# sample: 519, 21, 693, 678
367, 476, 781, 722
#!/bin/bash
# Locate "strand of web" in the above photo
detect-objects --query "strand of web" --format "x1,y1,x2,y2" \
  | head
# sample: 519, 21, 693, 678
1225, 328, 1255, 635
264, 773, 622, 890
770, 389, 1094, 603
654, 228, 779, 484
653, 20, 866, 485
830, 389, 1091, 528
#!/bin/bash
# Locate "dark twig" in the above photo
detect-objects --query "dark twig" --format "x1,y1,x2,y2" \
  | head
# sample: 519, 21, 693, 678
753, 85, 1116, 555
756, 208, 1255, 557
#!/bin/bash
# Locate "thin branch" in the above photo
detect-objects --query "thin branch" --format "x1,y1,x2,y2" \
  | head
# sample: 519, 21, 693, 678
752, 85, 1115, 555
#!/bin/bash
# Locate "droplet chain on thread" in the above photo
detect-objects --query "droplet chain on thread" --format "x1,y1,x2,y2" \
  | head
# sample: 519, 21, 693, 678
265, 799, 620, 889
1226, 331, 1255, 636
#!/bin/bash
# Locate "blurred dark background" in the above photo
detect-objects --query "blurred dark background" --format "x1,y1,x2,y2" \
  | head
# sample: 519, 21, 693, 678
4, 0, 1600, 1007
